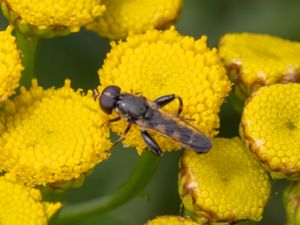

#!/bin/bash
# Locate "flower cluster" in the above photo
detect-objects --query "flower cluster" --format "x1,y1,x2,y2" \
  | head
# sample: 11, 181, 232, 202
241, 83, 300, 179
220, 33, 300, 224
218, 33, 300, 114
0, 80, 112, 186
219, 33, 300, 92
145, 216, 200, 225
1, 0, 106, 36
86, 0, 183, 40
1, 0, 300, 224
99, 26, 231, 154
0, 26, 23, 102
179, 138, 270, 223
0, 175, 61, 225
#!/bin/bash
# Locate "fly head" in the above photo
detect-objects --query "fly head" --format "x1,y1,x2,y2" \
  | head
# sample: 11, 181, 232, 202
100, 85, 121, 114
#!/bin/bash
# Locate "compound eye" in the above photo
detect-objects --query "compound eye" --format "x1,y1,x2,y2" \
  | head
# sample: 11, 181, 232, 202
99, 85, 121, 114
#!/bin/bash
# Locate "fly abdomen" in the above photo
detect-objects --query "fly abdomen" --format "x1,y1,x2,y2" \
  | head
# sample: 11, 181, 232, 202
178, 127, 211, 153
186, 127, 212, 153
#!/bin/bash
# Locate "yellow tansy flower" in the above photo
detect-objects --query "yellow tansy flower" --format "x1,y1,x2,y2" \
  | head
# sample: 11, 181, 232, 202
99, 27, 231, 154
0, 175, 61, 225
0, 26, 23, 102
86, 0, 183, 40
145, 216, 199, 225
241, 83, 300, 179
0, 79, 112, 186
219, 33, 300, 93
179, 138, 270, 223
1, 0, 105, 36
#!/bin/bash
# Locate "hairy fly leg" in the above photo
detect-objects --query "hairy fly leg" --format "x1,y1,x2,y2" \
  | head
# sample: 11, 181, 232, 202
154, 94, 183, 116
112, 124, 132, 147
109, 116, 121, 122
141, 130, 163, 157
93, 88, 100, 101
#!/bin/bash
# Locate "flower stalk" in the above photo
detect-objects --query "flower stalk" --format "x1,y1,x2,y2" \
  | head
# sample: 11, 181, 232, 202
283, 181, 300, 225
15, 29, 39, 88
54, 151, 161, 224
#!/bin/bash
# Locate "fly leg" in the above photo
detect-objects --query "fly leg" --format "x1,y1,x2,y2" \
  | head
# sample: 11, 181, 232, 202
154, 94, 183, 116
131, 89, 143, 97
112, 124, 131, 147
141, 130, 163, 157
109, 116, 121, 122
93, 89, 100, 100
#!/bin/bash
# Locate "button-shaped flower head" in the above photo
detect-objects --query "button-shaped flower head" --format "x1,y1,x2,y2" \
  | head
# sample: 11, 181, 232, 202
0, 26, 23, 102
179, 138, 270, 223
0, 175, 61, 225
99, 27, 231, 154
219, 33, 300, 94
0, 79, 112, 186
241, 83, 300, 179
1, 0, 106, 36
145, 216, 199, 225
86, 0, 183, 40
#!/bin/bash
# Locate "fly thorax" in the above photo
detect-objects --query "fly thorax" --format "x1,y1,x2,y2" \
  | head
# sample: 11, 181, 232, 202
117, 94, 148, 120
114, 107, 124, 115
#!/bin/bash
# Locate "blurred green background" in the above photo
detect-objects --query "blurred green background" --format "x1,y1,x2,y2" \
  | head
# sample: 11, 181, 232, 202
1, 0, 299, 224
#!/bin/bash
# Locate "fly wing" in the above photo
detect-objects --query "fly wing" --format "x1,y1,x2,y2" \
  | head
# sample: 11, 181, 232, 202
135, 107, 211, 153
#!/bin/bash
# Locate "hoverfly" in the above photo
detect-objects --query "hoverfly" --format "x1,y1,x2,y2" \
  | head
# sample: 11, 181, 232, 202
96, 85, 212, 156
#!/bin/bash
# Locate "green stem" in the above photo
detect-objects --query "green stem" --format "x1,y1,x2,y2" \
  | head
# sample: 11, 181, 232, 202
15, 29, 39, 88
283, 181, 300, 225
55, 151, 161, 225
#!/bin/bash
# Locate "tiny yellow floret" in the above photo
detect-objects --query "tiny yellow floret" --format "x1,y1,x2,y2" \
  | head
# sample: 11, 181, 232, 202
99, 27, 231, 154
145, 215, 199, 225
86, 0, 183, 40
219, 33, 300, 91
2, 0, 106, 33
241, 83, 300, 178
0, 26, 23, 102
0, 79, 112, 186
179, 138, 270, 223
0, 175, 61, 225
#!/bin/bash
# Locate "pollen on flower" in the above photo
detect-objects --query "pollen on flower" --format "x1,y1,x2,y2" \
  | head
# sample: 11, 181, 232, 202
0, 175, 61, 225
98, 27, 231, 154
86, 0, 183, 40
0, 79, 112, 186
178, 138, 270, 222
145, 216, 199, 225
219, 33, 300, 91
2, 0, 106, 32
0, 26, 23, 102
241, 83, 300, 178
